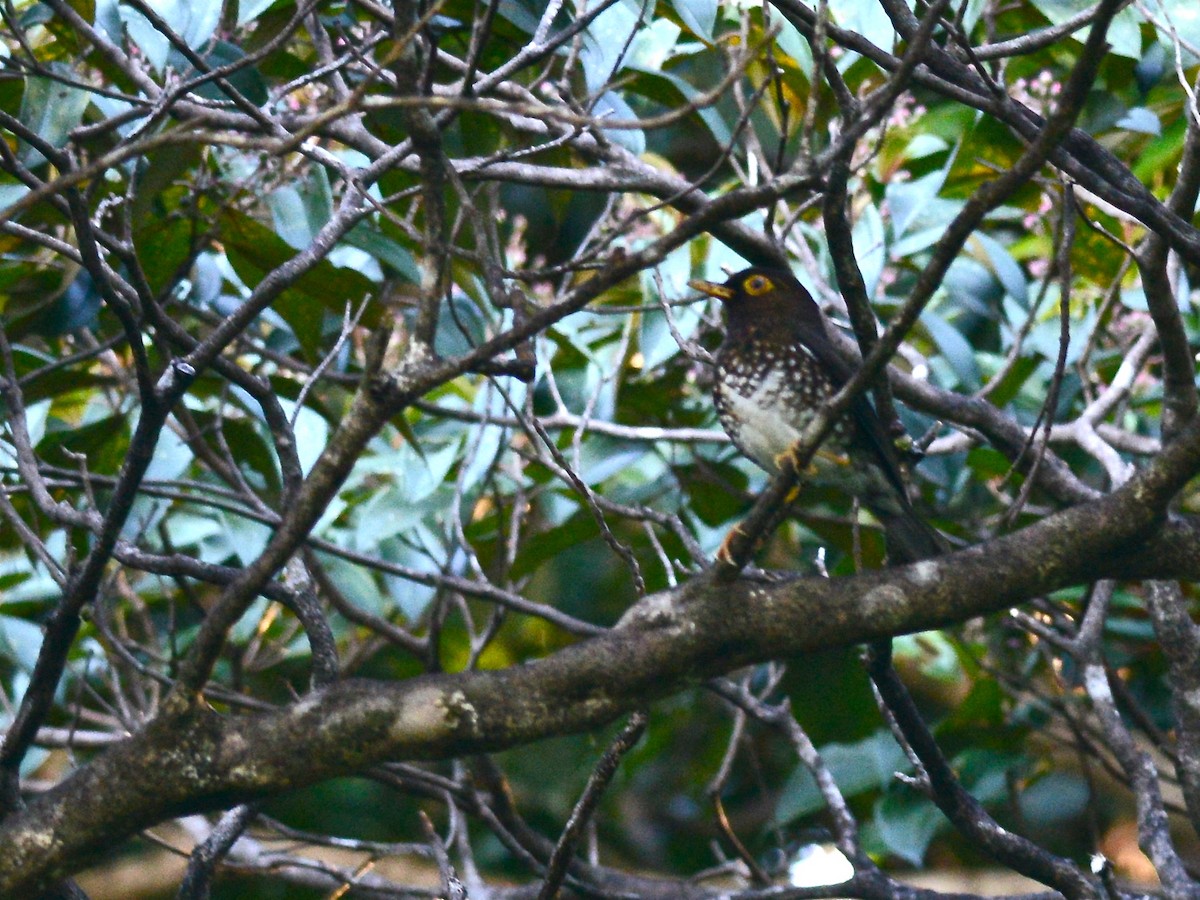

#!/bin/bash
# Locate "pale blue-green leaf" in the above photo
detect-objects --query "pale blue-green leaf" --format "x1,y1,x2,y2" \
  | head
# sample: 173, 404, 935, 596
1151, 1, 1200, 65
328, 246, 382, 280
888, 169, 950, 240
639, 246, 700, 369
131, 0, 221, 51
1025, 300, 1094, 366
636, 69, 732, 146
344, 223, 421, 281
1177, 266, 1191, 309
145, 422, 193, 481
922, 310, 982, 389
230, 598, 270, 643
579, 0, 640, 91
0, 562, 59, 605
700, 239, 754, 281
223, 511, 273, 566
851, 202, 886, 299
1115, 106, 1161, 135
1119, 287, 1148, 311
776, 731, 910, 824
119, 8, 166, 70
268, 186, 311, 249
0, 554, 32, 598
317, 552, 390, 616
828, 0, 897, 50
460, 382, 523, 492
122, 495, 171, 542
384, 552, 438, 620
671, 0, 716, 41
579, 440, 648, 485
19, 746, 49, 780
24, 400, 51, 448
889, 222, 955, 259
775, 18, 813, 76
161, 513, 223, 549
121, 424, 193, 540
406, 440, 460, 501
905, 133, 950, 161
641, 300, 702, 371
970, 232, 1028, 307
0, 180, 28, 215
498, 0, 545, 35
958, 0, 987, 32
1019, 772, 1089, 824
313, 494, 348, 536
268, 166, 333, 249
943, 257, 1001, 317
874, 790, 943, 865
237, 0, 279, 25
290, 404, 330, 476
305, 165, 334, 229
628, 18, 680, 69
90, 94, 139, 140
958, 750, 1017, 805
594, 91, 646, 155
1029, 0, 1141, 57
188, 252, 224, 306
18, 74, 91, 165
94, 0, 122, 39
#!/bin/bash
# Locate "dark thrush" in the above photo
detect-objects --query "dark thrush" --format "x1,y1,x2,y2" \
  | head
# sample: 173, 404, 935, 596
690, 267, 945, 563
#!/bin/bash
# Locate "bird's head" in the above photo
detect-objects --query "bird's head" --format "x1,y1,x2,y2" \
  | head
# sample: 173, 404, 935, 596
689, 267, 823, 335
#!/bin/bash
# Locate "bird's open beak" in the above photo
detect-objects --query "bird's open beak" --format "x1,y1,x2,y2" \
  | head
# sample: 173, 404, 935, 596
689, 279, 734, 300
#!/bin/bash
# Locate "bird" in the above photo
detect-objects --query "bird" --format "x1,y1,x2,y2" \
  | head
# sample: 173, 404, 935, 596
689, 266, 945, 564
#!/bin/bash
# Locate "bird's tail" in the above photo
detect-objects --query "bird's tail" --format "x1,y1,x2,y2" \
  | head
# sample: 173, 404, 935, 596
881, 509, 949, 563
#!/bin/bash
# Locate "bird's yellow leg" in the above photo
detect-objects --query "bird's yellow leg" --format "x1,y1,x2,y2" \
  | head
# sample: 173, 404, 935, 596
774, 445, 851, 475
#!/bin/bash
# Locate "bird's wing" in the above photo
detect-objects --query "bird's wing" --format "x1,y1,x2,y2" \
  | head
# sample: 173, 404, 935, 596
792, 320, 912, 503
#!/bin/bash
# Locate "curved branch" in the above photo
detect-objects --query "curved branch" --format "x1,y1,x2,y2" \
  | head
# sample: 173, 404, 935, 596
6, 415, 1200, 893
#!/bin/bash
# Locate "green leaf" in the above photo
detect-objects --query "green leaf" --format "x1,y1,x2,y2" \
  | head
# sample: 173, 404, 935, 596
970, 232, 1028, 308
1018, 772, 1089, 825
889, 169, 950, 240
776, 730, 911, 824
921, 309, 982, 390
984, 355, 1039, 407
510, 514, 602, 579
670, 0, 716, 41
1028, 0, 1143, 58
580, 0, 639, 92
1115, 106, 1161, 135
18, 72, 91, 165
269, 167, 333, 250
873, 788, 943, 865
238, 0, 281, 25
1149, 1, 1200, 65
851, 202, 886, 299
344, 223, 421, 282
593, 91, 645, 155
829, 0, 897, 51
219, 209, 375, 358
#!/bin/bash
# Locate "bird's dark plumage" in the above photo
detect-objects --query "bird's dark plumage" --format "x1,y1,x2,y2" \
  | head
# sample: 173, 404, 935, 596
691, 266, 944, 563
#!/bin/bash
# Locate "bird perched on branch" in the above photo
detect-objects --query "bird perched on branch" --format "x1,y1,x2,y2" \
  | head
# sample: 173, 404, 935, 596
690, 267, 945, 564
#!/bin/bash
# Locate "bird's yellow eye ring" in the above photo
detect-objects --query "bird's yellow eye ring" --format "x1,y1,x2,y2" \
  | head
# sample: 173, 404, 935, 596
743, 274, 773, 296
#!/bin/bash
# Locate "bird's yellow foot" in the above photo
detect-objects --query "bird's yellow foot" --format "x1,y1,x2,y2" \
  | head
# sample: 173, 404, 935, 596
774, 446, 817, 476
774, 446, 851, 474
